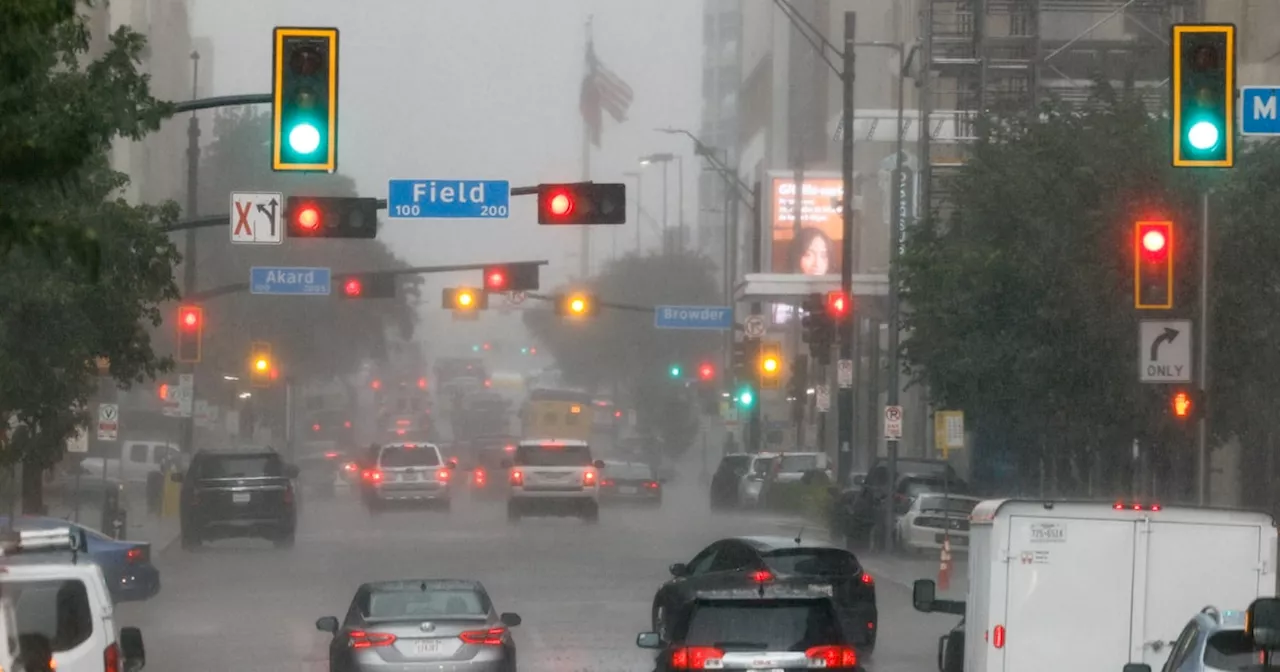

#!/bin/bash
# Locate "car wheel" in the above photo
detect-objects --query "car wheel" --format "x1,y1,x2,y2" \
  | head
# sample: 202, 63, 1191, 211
507, 501, 521, 522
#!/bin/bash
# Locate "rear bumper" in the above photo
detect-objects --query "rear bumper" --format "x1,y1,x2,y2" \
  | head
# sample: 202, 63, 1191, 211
372, 483, 451, 501
510, 489, 595, 501
114, 564, 161, 602
349, 644, 511, 671
902, 526, 969, 551
837, 601, 878, 645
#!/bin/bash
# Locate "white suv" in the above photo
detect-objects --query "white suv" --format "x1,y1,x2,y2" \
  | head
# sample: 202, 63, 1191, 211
506, 439, 603, 522
0, 527, 146, 672
363, 442, 455, 512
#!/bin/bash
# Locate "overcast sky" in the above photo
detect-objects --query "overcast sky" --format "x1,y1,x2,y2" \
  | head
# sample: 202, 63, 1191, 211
190, 0, 703, 298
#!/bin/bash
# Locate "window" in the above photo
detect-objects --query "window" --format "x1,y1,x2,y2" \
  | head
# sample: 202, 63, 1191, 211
7, 579, 94, 652
1202, 630, 1258, 670
604, 463, 654, 480
128, 444, 148, 462
1162, 622, 1199, 672
365, 589, 487, 619
514, 444, 591, 467
379, 445, 441, 468
687, 546, 721, 576
682, 599, 842, 652
709, 544, 756, 572
763, 549, 861, 577
197, 454, 282, 478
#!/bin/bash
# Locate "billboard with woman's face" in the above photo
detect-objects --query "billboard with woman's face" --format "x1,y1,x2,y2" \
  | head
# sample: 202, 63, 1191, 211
770, 174, 849, 276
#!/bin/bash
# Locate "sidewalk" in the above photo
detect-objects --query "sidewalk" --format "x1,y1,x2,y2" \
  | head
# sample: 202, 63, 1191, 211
43, 490, 181, 553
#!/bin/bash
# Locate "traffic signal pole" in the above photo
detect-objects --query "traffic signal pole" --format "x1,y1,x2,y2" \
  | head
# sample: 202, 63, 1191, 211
1197, 191, 1211, 505
836, 12, 858, 487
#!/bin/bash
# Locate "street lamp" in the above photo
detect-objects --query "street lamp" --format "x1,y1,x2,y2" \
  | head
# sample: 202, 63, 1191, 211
639, 152, 684, 252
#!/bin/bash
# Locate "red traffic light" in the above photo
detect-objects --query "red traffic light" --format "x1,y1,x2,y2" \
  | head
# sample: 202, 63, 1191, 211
179, 306, 201, 330
343, 277, 363, 297
417, 377, 427, 390
485, 269, 508, 291
698, 363, 716, 381
1136, 221, 1171, 262
1142, 229, 1167, 254
826, 290, 851, 319
295, 205, 321, 232
549, 192, 574, 217
1173, 391, 1193, 417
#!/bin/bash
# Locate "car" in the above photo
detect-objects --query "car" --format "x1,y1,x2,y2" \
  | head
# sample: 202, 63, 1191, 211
651, 536, 877, 654
1158, 606, 1254, 672
599, 460, 662, 506
1, 527, 147, 672
315, 579, 521, 672
505, 439, 603, 522
465, 436, 518, 501
709, 454, 751, 510
0, 516, 160, 603
737, 453, 778, 508
361, 442, 455, 512
894, 493, 980, 554
636, 581, 862, 671
177, 447, 299, 550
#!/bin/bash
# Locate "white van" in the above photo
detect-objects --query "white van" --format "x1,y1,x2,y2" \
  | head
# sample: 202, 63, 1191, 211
0, 528, 146, 672
913, 499, 1277, 672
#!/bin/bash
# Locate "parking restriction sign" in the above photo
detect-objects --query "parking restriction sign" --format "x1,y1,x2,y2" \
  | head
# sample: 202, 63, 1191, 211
884, 405, 903, 440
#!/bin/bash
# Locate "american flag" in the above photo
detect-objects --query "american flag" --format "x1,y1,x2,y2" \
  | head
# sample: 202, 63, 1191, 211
580, 39, 634, 147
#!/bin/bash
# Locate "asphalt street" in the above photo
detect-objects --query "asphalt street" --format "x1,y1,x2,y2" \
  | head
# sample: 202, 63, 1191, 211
117, 477, 968, 672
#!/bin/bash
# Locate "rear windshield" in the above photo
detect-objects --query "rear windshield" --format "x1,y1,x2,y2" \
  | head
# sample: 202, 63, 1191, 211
915, 496, 977, 515
6, 579, 94, 652
197, 454, 282, 478
379, 445, 441, 468
605, 463, 654, 480
515, 444, 591, 467
901, 478, 963, 498
365, 589, 486, 619
1203, 631, 1260, 670
683, 599, 842, 652
779, 455, 821, 473
750, 458, 775, 475
763, 549, 861, 577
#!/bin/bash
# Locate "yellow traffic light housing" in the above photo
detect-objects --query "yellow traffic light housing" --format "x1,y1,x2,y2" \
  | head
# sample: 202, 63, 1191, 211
1172, 24, 1235, 168
442, 287, 488, 311
249, 341, 273, 388
759, 341, 782, 390
272, 27, 339, 172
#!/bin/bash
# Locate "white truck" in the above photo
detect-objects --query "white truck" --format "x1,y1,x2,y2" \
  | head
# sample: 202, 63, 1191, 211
912, 499, 1277, 672
78, 440, 181, 485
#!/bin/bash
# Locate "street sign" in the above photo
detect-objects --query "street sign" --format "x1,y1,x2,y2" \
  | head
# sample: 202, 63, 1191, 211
884, 405, 903, 440
934, 410, 964, 458
815, 385, 831, 412
1139, 319, 1192, 383
387, 180, 511, 219
66, 428, 88, 454
230, 192, 285, 244
653, 306, 733, 330
506, 291, 527, 305
96, 403, 118, 441
1241, 87, 1280, 136
250, 267, 332, 296
176, 374, 194, 418
837, 359, 854, 388
743, 315, 767, 339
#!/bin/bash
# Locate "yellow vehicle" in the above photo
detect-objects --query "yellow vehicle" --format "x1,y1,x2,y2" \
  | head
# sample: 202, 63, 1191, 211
521, 388, 594, 441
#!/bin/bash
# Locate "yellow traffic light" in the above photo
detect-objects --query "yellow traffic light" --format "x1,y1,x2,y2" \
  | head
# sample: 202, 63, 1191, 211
759, 341, 782, 389
458, 290, 475, 307
442, 287, 488, 311
557, 292, 596, 317
255, 357, 269, 372
249, 341, 273, 388
570, 297, 586, 313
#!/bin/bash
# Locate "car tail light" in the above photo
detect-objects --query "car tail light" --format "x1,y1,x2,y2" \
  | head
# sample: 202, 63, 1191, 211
344, 462, 357, 472
364, 470, 384, 482
312, 424, 321, 432
583, 470, 597, 486
601, 479, 615, 487
458, 627, 506, 645
348, 630, 397, 649
324, 451, 339, 459
670, 646, 724, 670
860, 572, 874, 585
805, 644, 857, 667
436, 468, 450, 482
992, 624, 1005, 648
474, 469, 487, 486
104, 642, 121, 672
283, 484, 294, 504
750, 569, 773, 583
510, 470, 523, 486
504, 444, 515, 452
645, 481, 660, 489
126, 547, 149, 564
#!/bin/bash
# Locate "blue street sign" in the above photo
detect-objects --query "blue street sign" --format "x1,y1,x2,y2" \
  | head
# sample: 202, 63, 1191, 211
653, 305, 733, 330
250, 267, 331, 296
1241, 87, 1280, 136
387, 180, 511, 219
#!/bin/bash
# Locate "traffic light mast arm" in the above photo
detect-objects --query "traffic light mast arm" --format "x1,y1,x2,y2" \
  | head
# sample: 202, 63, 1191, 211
184, 260, 550, 301
172, 93, 272, 114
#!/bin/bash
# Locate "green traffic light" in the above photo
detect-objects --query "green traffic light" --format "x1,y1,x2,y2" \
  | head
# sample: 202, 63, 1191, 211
1187, 120, 1220, 151
521, 347, 529, 354
738, 389, 754, 407
288, 122, 322, 154
471, 345, 480, 352
669, 366, 681, 378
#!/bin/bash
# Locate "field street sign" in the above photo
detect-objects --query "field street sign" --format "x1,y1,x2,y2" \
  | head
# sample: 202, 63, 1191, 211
387, 180, 511, 219
1139, 319, 1193, 383
230, 192, 285, 244
653, 306, 733, 330
250, 267, 332, 296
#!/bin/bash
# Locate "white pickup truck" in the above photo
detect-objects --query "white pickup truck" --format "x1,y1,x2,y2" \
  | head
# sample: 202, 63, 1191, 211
78, 440, 182, 485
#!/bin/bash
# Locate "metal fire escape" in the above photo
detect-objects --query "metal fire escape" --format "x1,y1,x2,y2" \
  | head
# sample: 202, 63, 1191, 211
920, 0, 1203, 219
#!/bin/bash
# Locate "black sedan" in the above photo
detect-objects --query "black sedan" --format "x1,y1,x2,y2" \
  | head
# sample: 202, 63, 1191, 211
599, 461, 662, 506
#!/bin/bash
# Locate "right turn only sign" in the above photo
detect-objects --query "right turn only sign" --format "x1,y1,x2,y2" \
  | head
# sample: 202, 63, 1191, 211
884, 405, 903, 440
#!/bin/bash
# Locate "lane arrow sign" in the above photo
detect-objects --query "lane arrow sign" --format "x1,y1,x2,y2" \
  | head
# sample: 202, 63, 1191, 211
1150, 327, 1179, 362
257, 197, 279, 237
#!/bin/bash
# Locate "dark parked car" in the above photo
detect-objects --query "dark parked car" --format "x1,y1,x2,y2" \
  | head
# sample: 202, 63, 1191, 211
651, 536, 878, 654
177, 448, 299, 550
831, 458, 967, 546
709, 454, 751, 510
599, 461, 662, 506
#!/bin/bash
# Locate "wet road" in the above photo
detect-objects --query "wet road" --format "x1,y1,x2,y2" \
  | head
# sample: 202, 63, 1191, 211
117, 479, 967, 672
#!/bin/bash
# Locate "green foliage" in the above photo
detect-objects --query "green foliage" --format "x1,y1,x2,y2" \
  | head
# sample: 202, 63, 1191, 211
184, 108, 420, 382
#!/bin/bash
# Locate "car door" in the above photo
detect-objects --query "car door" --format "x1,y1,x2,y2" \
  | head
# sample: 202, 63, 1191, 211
332, 590, 367, 671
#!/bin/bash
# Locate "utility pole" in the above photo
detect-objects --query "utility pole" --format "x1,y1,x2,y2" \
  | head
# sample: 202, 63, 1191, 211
1197, 191, 1210, 504
836, 12, 857, 487
749, 182, 764, 453
883, 40, 910, 551
181, 50, 200, 456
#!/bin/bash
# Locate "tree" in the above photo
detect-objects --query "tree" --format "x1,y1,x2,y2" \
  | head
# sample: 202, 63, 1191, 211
179, 108, 420, 385
899, 86, 1205, 495
0, 0, 173, 271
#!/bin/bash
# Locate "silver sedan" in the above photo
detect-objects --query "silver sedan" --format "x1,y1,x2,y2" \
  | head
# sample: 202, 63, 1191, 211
317, 579, 520, 672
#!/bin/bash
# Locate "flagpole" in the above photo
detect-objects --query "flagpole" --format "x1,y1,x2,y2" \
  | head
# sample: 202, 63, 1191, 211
580, 15, 593, 280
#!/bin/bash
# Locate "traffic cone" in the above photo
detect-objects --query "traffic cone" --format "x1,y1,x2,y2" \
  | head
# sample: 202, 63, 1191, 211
938, 536, 952, 591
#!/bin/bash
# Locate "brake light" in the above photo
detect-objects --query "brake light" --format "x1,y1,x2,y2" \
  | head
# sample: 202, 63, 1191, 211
312, 424, 321, 432
1113, 501, 1162, 511
860, 572, 874, 585
436, 468, 450, 481
805, 644, 857, 667
325, 451, 339, 458
510, 470, 523, 486
348, 630, 397, 649
344, 462, 356, 472
992, 624, 1005, 648
458, 627, 506, 645
364, 470, 384, 482
670, 646, 724, 669
583, 470, 597, 486
104, 642, 121, 672
601, 479, 615, 487
126, 547, 148, 564
504, 444, 515, 452
750, 569, 773, 583
645, 481, 660, 489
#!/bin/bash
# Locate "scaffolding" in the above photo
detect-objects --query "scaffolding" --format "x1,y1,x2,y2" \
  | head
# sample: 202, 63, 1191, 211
919, 0, 1203, 218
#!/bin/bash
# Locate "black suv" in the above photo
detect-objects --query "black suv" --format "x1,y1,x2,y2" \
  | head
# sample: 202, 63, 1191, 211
177, 449, 299, 550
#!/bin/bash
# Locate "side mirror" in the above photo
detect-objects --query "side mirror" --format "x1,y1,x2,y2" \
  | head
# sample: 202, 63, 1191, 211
284, 464, 301, 479
636, 632, 662, 649
1248, 597, 1280, 648
913, 579, 936, 613
668, 562, 688, 577
593, 460, 606, 469
500, 612, 522, 627
500, 459, 512, 469
169, 472, 184, 483
119, 626, 145, 671
1122, 666, 1152, 672
315, 616, 340, 634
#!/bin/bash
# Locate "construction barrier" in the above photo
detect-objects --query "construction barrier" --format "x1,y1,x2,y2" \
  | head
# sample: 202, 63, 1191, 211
938, 536, 952, 591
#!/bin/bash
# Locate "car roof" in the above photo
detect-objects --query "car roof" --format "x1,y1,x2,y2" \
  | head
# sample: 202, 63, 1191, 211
380, 442, 440, 450
735, 535, 846, 553
362, 579, 484, 593
518, 439, 588, 447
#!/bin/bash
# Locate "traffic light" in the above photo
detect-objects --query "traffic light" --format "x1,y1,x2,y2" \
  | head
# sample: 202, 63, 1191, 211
732, 339, 760, 381
175, 305, 203, 363
272, 27, 339, 172
286, 196, 378, 239
1134, 220, 1173, 309
801, 294, 833, 364
1169, 389, 1202, 420
759, 341, 782, 390
336, 273, 396, 299
736, 385, 755, 409
669, 365, 682, 379
557, 292, 597, 317
826, 290, 852, 322
537, 183, 627, 225
249, 341, 273, 388
698, 362, 716, 382
482, 263, 539, 292
442, 287, 489, 310
1172, 24, 1235, 168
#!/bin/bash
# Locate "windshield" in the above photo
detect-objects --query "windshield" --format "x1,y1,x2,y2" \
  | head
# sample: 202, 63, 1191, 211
778, 455, 821, 473
365, 589, 487, 620
379, 445, 441, 468
604, 463, 654, 480
916, 496, 978, 514
763, 549, 861, 577
683, 599, 842, 651
515, 444, 592, 467
197, 454, 282, 478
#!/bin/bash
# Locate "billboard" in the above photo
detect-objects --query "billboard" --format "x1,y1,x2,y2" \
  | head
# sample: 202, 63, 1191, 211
769, 173, 851, 275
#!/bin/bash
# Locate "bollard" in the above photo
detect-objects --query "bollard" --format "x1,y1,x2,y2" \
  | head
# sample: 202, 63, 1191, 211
101, 483, 127, 540
146, 471, 163, 515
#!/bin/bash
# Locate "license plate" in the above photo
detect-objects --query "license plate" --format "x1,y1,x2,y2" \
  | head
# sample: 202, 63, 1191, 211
232, 492, 250, 504
413, 639, 442, 655
403, 473, 418, 481
620, 486, 637, 494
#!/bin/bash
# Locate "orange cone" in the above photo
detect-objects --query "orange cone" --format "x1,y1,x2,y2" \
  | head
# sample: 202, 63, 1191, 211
938, 536, 952, 591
